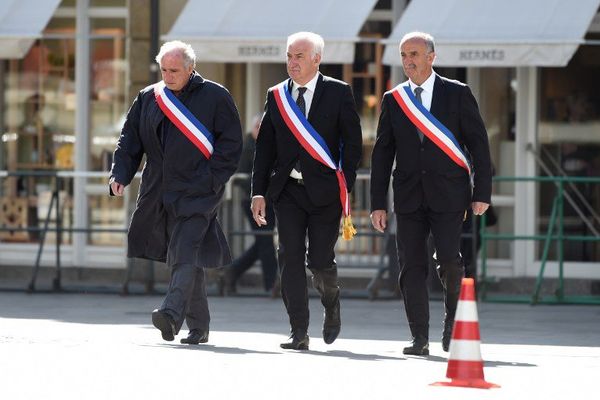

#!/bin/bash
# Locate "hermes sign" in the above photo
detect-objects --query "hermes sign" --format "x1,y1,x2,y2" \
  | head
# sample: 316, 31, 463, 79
459, 49, 505, 62
238, 45, 282, 58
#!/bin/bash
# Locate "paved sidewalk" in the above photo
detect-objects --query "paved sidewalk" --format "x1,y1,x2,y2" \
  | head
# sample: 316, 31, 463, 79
1, 292, 599, 399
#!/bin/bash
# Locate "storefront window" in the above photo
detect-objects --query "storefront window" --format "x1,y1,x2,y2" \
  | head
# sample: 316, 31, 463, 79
88, 22, 127, 246
0, 7, 128, 247
538, 44, 600, 262
0, 10, 76, 243
349, 18, 392, 169
4, 38, 75, 172
477, 68, 516, 260
90, 35, 126, 170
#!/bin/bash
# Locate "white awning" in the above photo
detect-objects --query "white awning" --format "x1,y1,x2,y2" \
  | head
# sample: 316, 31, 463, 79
163, 0, 377, 63
383, 0, 600, 67
0, 0, 61, 59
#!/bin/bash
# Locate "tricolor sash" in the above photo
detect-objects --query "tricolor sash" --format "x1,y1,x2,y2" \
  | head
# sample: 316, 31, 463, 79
391, 84, 472, 176
154, 81, 214, 159
272, 81, 356, 240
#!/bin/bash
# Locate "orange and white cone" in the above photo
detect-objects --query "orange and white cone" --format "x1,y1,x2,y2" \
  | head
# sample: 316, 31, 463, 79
431, 278, 499, 389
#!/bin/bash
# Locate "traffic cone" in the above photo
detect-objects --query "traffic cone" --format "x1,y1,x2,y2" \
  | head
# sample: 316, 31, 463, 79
431, 278, 499, 389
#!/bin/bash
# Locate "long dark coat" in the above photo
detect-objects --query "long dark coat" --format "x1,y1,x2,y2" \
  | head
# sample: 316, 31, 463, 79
110, 72, 242, 267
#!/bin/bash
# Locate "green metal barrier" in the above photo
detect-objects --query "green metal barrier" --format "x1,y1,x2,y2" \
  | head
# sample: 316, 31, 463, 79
479, 176, 600, 305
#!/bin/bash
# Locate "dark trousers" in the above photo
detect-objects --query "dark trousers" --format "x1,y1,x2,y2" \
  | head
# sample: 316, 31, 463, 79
160, 211, 210, 333
231, 199, 278, 291
274, 180, 341, 332
161, 263, 210, 333
461, 209, 480, 279
396, 203, 464, 340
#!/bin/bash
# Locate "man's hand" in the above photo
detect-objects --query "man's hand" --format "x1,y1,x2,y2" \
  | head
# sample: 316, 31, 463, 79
370, 210, 388, 233
251, 196, 267, 226
472, 201, 489, 216
110, 180, 125, 196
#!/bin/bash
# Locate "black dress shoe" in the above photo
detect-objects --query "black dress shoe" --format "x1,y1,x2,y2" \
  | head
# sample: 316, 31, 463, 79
442, 319, 454, 352
323, 301, 341, 344
280, 329, 309, 350
403, 337, 429, 356
152, 309, 176, 342
180, 329, 209, 345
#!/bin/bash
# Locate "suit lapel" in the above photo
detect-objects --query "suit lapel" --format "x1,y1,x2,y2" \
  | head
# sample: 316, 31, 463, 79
281, 78, 302, 153
307, 72, 324, 122
429, 74, 445, 119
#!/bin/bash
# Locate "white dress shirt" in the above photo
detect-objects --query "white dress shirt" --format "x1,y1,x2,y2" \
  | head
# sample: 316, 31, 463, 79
253, 72, 320, 198
289, 72, 319, 179
291, 72, 319, 117
408, 70, 436, 111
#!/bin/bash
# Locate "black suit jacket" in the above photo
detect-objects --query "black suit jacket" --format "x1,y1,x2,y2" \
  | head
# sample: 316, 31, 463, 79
252, 73, 362, 207
370, 74, 492, 213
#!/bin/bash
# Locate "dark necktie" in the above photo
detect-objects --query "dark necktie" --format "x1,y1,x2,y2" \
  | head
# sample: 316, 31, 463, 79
296, 86, 307, 116
414, 86, 424, 142
294, 87, 307, 173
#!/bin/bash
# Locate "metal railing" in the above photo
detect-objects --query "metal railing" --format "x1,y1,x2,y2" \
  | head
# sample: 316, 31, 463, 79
0, 170, 395, 294
8, 170, 595, 304
479, 175, 600, 305
0, 170, 132, 291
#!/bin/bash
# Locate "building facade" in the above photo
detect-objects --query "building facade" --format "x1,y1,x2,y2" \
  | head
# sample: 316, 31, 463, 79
0, 0, 598, 283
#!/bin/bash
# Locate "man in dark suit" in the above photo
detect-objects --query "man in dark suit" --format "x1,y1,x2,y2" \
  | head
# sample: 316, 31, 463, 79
370, 32, 492, 355
252, 31, 362, 350
110, 41, 242, 345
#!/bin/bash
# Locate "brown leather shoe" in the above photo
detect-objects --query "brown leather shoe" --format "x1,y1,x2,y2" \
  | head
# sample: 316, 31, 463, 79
180, 329, 209, 345
280, 329, 309, 350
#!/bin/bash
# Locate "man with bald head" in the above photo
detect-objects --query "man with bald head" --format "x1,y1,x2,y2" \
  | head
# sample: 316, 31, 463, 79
370, 32, 492, 355
252, 32, 362, 350
109, 40, 242, 345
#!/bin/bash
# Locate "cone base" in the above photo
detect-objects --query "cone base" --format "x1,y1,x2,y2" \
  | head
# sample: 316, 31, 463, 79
431, 379, 500, 389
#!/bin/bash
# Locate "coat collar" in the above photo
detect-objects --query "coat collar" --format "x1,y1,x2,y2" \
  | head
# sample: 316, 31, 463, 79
186, 70, 205, 92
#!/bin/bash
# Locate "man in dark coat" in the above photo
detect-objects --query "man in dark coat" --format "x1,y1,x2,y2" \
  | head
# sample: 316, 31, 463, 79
109, 40, 242, 344
370, 32, 492, 355
251, 32, 362, 350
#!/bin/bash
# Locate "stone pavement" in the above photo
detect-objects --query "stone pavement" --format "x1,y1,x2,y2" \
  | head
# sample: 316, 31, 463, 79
0, 291, 599, 400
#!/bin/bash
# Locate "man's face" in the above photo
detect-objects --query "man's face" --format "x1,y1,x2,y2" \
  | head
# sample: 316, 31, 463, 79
160, 51, 193, 91
286, 39, 320, 85
400, 38, 434, 85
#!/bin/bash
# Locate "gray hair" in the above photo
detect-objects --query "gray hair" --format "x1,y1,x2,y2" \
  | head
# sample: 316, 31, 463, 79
400, 31, 435, 54
287, 31, 324, 60
155, 40, 196, 68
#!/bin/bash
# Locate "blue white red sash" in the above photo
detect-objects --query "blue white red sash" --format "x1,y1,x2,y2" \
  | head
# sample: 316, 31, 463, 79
391, 84, 472, 176
272, 80, 355, 239
154, 81, 214, 159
